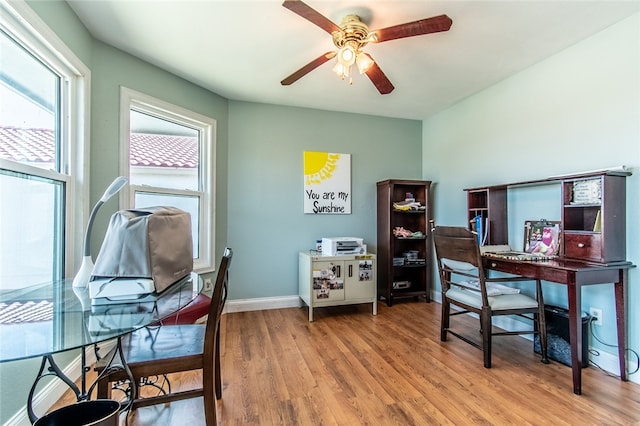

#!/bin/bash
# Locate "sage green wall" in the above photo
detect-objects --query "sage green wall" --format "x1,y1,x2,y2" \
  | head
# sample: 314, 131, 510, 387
227, 101, 422, 299
25, 0, 93, 64
1, 2, 230, 423
423, 13, 639, 377
88, 40, 230, 259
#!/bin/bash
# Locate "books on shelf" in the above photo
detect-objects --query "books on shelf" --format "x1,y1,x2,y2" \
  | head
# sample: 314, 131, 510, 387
470, 215, 488, 246
593, 210, 602, 232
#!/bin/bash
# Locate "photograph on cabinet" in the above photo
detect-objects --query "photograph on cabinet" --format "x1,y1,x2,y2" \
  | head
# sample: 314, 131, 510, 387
313, 263, 344, 299
358, 260, 373, 281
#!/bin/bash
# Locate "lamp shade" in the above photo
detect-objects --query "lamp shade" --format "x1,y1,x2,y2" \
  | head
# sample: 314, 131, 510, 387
337, 45, 356, 67
99, 176, 127, 203
332, 62, 347, 78
356, 52, 374, 74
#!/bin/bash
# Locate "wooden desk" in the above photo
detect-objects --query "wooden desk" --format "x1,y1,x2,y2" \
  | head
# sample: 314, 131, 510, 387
483, 255, 633, 395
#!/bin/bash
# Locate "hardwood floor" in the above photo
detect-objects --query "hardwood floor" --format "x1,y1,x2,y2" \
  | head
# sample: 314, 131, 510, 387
50, 301, 640, 425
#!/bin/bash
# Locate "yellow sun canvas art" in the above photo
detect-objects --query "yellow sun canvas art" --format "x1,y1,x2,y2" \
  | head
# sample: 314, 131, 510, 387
303, 151, 351, 214
304, 151, 340, 185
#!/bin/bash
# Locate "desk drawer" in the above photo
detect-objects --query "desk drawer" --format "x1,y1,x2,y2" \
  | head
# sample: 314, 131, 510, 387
564, 233, 602, 262
485, 259, 537, 276
485, 258, 569, 283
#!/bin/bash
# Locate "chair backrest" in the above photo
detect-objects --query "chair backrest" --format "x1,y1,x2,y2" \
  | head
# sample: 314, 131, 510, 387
433, 226, 482, 267
432, 226, 487, 300
203, 248, 232, 361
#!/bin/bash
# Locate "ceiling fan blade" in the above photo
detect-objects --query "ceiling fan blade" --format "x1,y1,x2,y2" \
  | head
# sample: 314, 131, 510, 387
282, 0, 341, 35
281, 52, 336, 86
371, 14, 452, 43
363, 56, 394, 95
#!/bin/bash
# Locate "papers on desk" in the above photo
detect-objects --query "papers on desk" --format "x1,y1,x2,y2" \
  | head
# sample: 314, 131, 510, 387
480, 244, 557, 262
482, 251, 556, 261
480, 245, 512, 254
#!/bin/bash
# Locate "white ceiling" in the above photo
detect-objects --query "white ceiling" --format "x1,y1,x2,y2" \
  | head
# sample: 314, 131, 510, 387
66, 1, 639, 121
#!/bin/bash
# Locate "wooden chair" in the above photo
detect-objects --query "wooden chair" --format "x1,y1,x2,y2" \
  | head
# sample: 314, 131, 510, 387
432, 226, 548, 368
95, 248, 232, 425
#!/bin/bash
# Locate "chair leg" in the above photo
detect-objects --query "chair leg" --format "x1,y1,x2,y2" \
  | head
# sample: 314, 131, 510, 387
481, 307, 492, 368
203, 383, 217, 426
203, 348, 217, 426
440, 298, 450, 341
215, 326, 222, 399
95, 374, 111, 399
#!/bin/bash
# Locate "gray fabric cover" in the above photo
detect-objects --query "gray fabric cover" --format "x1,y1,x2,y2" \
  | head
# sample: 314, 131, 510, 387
91, 206, 193, 292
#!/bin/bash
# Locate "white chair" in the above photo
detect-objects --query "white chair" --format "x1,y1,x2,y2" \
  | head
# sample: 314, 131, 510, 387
432, 226, 548, 368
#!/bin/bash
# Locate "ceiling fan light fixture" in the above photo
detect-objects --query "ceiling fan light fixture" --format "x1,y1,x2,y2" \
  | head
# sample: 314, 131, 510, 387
355, 52, 374, 74
337, 44, 356, 67
332, 61, 348, 79
281, 1, 452, 95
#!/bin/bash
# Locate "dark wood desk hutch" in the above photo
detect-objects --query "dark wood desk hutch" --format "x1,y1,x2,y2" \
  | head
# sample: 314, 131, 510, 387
377, 179, 432, 306
465, 170, 629, 262
465, 169, 634, 395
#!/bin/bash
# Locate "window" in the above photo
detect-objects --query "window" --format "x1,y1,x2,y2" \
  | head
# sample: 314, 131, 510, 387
120, 88, 215, 272
0, 2, 87, 290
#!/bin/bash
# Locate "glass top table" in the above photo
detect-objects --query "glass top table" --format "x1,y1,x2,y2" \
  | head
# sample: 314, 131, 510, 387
0, 272, 202, 363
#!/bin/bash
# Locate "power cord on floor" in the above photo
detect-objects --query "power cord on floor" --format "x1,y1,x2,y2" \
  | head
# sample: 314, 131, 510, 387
588, 316, 639, 377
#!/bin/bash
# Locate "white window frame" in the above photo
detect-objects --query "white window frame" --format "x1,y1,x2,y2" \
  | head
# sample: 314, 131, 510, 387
119, 87, 215, 273
1, 0, 90, 280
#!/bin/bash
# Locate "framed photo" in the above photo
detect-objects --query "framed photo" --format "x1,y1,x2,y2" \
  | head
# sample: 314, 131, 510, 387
524, 219, 561, 256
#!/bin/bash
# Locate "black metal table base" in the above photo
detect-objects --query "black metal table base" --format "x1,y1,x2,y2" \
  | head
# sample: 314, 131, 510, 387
27, 354, 83, 423
27, 337, 136, 423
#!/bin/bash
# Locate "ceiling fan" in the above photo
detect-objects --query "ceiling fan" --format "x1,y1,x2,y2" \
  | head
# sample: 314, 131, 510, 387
280, 0, 453, 95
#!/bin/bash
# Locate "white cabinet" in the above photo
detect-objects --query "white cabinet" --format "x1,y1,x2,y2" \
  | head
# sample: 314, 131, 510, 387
298, 252, 377, 322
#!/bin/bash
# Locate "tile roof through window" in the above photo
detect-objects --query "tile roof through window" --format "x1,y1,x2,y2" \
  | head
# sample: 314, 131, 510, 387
0, 301, 53, 324
0, 127, 198, 324
0, 126, 198, 168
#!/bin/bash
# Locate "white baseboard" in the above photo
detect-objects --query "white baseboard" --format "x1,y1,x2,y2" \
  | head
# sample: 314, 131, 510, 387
224, 295, 302, 313
5, 341, 117, 426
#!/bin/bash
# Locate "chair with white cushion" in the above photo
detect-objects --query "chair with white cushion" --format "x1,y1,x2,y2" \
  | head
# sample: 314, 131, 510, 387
432, 226, 548, 368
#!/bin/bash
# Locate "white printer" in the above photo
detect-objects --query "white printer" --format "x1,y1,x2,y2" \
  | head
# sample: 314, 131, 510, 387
321, 237, 367, 256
